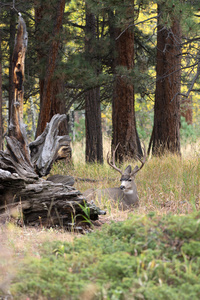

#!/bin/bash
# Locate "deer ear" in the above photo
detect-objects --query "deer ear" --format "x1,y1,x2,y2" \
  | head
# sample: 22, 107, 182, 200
124, 165, 132, 174
132, 166, 139, 174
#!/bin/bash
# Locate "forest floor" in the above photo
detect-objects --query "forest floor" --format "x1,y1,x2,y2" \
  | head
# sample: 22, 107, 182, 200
0, 139, 199, 299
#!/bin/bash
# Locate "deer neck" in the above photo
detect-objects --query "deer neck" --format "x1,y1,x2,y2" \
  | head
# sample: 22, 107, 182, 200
123, 189, 134, 195
121, 182, 139, 206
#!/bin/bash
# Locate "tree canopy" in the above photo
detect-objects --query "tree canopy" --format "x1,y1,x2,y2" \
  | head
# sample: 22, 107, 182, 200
0, 0, 199, 157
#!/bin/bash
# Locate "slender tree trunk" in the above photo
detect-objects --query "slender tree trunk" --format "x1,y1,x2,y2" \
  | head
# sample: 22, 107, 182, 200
112, 5, 141, 162
85, 88, 103, 163
85, 9, 103, 163
8, 15, 31, 164
0, 30, 3, 150
8, 10, 16, 122
35, 0, 66, 137
150, 6, 181, 156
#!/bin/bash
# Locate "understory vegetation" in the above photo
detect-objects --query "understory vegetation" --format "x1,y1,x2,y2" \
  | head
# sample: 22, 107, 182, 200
0, 140, 200, 299
10, 212, 200, 299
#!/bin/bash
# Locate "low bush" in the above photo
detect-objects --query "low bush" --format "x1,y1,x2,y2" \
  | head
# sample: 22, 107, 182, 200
11, 212, 200, 299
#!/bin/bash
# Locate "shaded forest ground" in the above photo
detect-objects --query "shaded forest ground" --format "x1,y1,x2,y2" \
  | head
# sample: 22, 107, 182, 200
0, 139, 199, 299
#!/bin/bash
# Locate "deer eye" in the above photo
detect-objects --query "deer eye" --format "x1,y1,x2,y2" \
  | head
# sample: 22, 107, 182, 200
128, 178, 132, 181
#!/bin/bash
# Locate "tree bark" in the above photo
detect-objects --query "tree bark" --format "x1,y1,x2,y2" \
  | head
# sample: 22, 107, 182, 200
8, 15, 31, 164
181, 96, 193, 125
112, 4, 141, 163
85, 8, 103, 163
8, 10, 16, 122
35, 0, 66, 137
50, 76, 68, 135
29, 114, 70, 177
150, 6, 181, 156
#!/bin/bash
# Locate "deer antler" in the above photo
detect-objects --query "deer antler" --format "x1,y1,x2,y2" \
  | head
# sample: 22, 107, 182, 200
107, 142, 122, 174
131, 142, 146, 176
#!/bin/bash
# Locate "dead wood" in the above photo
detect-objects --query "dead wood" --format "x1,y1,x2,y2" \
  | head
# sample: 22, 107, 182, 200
47, 174, 75, 186
0, 15, 105, 228
9, 15, 30, 164
17, 180, 103, 227
29, 114, 71, 177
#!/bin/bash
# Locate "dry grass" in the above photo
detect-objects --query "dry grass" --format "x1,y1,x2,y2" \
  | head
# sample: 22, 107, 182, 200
58, 138, 200, 218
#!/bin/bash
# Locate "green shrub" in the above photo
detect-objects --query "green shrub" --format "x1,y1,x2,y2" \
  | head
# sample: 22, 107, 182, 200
11, 212, 200, 299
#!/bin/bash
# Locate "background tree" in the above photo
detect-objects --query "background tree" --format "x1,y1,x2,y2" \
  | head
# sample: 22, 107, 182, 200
111, 1, 142, 162
35, 0, 67, 137
149, 3, 182, 156
84, 5, 103, 163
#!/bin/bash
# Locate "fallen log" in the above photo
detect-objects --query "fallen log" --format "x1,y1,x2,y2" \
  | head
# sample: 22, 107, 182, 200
17, 180, 103, 227
47, 174, 75, 186
0, 169, 105, 227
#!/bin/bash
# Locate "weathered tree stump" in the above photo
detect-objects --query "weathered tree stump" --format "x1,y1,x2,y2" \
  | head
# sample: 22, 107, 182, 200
29, 114, 71, 177
0, 15, 105, 228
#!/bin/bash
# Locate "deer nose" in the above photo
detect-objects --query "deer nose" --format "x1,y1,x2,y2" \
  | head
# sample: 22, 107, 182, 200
120, 185, 125, 190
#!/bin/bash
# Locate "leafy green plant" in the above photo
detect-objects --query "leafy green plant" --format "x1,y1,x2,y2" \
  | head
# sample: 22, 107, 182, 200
75, 201, 93, 227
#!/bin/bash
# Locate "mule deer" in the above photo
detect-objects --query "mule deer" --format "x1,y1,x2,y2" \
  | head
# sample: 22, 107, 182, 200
83, 143, 146, 210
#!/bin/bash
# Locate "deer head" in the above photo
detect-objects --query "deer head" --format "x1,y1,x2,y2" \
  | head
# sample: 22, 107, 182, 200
107, 142, 146, 194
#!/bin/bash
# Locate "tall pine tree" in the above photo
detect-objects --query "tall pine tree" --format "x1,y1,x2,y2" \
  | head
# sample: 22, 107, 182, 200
111, 1, 142, 161
85, 4, 103, 163
149, 2, 182, 155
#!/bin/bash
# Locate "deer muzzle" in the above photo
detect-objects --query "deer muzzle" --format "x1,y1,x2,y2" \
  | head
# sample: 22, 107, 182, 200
120, 184, 125, 190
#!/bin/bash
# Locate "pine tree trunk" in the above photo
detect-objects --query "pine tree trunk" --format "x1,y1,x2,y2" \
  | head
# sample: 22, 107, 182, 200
85, 9, 103, 163
85, 88, 103, 163
35, 0, 66, 137
151, 6, 181, 156
50, 77, 68, 135
112, 10, 140, 162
